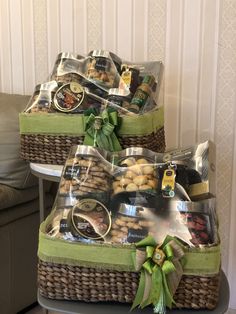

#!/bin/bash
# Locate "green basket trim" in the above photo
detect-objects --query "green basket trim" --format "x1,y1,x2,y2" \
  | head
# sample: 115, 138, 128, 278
182, 245, 221, 276
38, 215, 220, 275
19, 112, 85, 135
19, 106, 164, 136
118, 106, 164, 136
38, 219, 136, 271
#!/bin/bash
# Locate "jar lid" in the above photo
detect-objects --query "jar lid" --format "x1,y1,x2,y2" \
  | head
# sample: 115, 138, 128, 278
118, 203, 152, 218
88, 50, 110, 58
88, 50, 122, 66
56, 52, 84, 61
35, 80, 58, 93
54, 82, 85, 112
71, 199, 111, 240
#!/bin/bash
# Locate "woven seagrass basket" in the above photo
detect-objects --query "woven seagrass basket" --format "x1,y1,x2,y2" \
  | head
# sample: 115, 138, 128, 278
38, 260, 220, 310
19, 106, 165, 165
38, 216, 221, 311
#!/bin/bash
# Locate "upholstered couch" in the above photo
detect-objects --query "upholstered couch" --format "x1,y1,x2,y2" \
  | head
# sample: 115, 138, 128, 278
0, 93, 54, 314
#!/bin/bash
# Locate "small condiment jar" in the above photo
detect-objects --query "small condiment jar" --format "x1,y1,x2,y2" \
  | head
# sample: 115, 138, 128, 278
25, 81, 58, 113
53, 82, 85, 113
129, 75, 155, 113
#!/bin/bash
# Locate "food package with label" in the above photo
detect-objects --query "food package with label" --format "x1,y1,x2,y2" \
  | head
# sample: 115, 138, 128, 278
45, 141, 218, 247
23, 50, 163, 116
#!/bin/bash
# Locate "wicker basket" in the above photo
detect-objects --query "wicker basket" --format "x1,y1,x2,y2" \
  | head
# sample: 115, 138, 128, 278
19, 106, 165, 165
38, 215, 221, 311
38, 260, 220, 310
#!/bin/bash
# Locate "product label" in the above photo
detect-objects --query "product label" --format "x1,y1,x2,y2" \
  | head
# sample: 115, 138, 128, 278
94, 58, 111, 72
127, 228, 149, 243
59, 219, 69, 233
121, 70, 132, 87
63, 165, 81, 179
54, 82, 84, 112
72, 199, 111, 240
131, 89, 148, 107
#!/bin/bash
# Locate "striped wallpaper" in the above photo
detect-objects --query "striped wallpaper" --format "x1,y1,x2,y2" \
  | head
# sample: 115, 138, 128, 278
0, 0, 236, 307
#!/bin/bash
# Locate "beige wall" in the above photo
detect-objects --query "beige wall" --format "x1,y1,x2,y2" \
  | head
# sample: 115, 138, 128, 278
0, 0, 236, 307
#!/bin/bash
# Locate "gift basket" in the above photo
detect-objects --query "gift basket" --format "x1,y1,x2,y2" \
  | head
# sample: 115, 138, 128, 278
38, 140, 221, 312
19, 51, 165, 165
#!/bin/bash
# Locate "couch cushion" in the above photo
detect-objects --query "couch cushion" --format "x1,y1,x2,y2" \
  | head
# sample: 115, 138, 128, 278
0, 184, 38, 211
0, 188, 54, 227
0, 93, 37, 189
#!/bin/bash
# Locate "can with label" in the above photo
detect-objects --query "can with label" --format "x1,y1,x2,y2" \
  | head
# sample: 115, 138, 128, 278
68, 199, 111, 241
53, 82, 85, 113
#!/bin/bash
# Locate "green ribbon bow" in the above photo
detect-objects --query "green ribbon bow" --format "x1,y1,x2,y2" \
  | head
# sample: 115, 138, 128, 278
83, 108, 122, 152
131, 235, 185, 314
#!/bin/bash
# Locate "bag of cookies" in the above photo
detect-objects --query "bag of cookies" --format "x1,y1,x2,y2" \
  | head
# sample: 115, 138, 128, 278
46, 145, 112, 242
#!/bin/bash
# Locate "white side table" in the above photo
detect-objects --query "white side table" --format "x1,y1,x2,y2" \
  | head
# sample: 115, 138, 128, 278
30, 163, 63, 222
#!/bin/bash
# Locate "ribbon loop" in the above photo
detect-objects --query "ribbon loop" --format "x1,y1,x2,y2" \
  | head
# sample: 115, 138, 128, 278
83, 109, 121, 151
131, 235, 184, 314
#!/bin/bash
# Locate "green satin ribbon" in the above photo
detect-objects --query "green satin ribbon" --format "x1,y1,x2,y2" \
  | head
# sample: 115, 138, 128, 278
83, 109, 122, 151
131, 235, 184, 313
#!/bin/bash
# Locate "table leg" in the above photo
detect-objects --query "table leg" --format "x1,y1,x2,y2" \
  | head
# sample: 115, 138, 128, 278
39, 177, 45, 223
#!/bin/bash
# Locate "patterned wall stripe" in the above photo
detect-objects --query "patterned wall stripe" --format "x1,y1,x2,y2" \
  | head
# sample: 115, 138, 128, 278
147, 0, 166, 134
148, 0, 166, 61
228, 121, 236, 308
87, 0, 102, 52
215, 0, 236, 275
33, 0, 49, 84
